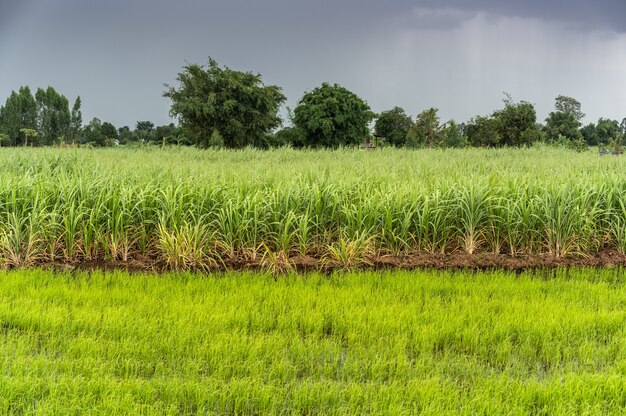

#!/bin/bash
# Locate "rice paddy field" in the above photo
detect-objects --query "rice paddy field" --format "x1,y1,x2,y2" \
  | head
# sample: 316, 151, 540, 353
0, 268, 625, 415
0, 145, 625, 269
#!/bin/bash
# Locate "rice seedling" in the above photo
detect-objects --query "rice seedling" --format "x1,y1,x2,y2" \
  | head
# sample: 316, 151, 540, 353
0, 268, 624, 414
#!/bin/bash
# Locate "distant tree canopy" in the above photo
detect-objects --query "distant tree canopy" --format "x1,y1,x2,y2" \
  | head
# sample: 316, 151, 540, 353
581, 118, 623, 146
293, 83, 374, 148
491, 97, 541, 147
81, 118, 105, 146
464, 95, 541, 147
406, 108, 445, 148
272, 126, 306, 148
545, 95, 584, 142
0, 86, 72, 146
0, 77, 617, 151
164, 58, 286, 148
466, 115, 501, 147
76, 118, 188, 147
136, 121, 154, 132
19, 128, 38, 147
35, 86, 70, 145
0, 86, 37, 146
69, 97, 82, 145
554, 95, 585, 121
441, 121, 466, 148
374, 107, 412, 147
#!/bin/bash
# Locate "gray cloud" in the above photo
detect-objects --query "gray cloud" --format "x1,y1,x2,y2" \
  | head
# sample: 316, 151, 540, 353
0, 1, 624, 128
415, 0, 626, 32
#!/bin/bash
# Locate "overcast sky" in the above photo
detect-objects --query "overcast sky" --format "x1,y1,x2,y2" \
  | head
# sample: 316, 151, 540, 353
1, 0, 625, 128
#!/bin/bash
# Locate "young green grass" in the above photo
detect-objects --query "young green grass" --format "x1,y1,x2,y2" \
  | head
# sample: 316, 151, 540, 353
0, 268, 625, 414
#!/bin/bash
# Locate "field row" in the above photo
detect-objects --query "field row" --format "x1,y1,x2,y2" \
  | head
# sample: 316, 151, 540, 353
0, 147, 625, 269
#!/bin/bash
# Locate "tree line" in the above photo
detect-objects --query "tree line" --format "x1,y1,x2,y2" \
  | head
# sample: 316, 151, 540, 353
0, 86, 189, 147
1, 58, 625, 149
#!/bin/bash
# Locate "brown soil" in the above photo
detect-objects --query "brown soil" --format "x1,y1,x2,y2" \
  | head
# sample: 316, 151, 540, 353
32, 250, 626, 274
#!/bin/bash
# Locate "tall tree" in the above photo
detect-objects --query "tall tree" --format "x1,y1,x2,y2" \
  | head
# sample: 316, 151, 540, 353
136, 121, 154, 132
100, 122, 118, 144
135, 121, 155, 142
492, 97, 540, 147
19, 128, 38, 147
164, 58, 286, 148
293, 83, 374, 148
118, 126, 136, 144
18, 86, 37, 134
0, 87, 37, 146
81, 117, 105, 146
374, 106, 413, 147
545, 95, 584, 142
152, 124, 177, 145
580, 123, 598, 145
466, 116, 501, 147
554, 95, 585, 121
441, 120, 467, 148
35, 86, 70, 145
69, 96, 82, 145
0, 92, 22, 145
594, 118, 622, 145
406, 108, 444, 148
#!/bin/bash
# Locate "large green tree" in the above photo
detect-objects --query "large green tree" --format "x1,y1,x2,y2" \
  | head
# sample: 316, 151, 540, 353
582, 118, 622, 146
100, 122, 118, 144
492, 96, 541, 147
117, 126, 134, 144
441, 121, 467, 148
545, 95, 584, 142
374, 106, 413, 147
19, 128, 38, 147
80, 118, 105, 146
463, 95, 541, 148
164, 58, 286, 148
267, 126, 304, 147
135, 121, 154, 142
580, 123, 596, 145
0, 92, 21, 143
0, 86, 37, 146
69, 96, 82, 145
136, 121, 154, 132
406, 108, 444, 148
293, 83, 374, 148
595, 118, 622, 145
35, 86, 70, 145
554, 95, 585, 121
466, 116, 501, 147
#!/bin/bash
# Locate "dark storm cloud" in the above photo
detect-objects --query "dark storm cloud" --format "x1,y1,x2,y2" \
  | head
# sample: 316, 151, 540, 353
235, 0, 626, 32
0, 2, 26, 38
416, 0, 626, 32
0, 2, 22, 24
265, 0, 626, 32
0, 0, 624, 128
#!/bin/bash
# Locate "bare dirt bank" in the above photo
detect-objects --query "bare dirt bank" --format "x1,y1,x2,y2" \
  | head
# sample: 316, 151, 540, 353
32, 250, 626, 274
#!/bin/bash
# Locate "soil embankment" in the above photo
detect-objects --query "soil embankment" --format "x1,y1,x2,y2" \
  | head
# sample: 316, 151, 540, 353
41, 250, 626, 274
